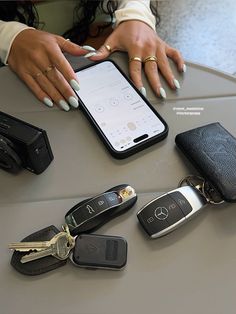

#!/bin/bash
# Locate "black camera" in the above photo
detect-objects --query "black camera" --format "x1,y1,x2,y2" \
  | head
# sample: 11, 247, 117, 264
0, 111, 53, 174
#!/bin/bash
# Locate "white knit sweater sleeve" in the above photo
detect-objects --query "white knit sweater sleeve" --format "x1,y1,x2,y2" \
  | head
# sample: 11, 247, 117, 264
0, 2, 156, 64
114, 0, 156, 31
0, 21, 34, 64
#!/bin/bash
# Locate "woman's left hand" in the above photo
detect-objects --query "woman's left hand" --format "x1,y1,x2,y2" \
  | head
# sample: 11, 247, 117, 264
90, 20, 186, 98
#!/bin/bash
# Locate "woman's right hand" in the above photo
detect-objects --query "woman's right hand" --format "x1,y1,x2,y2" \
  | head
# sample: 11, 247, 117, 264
8, 29, 88, 111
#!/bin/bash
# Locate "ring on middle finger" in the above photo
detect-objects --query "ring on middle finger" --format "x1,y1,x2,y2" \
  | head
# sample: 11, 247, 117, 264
33, 71, 43, 79
143, 56, 158, 63
43, 65, 55, 75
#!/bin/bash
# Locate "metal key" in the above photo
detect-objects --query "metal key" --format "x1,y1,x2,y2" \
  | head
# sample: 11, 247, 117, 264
9, 224, 75, 252
20, 232, 75, 263
9, 241, 52, 252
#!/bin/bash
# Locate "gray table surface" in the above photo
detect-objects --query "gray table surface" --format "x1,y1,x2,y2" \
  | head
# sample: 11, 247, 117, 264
1, 53, 236, 314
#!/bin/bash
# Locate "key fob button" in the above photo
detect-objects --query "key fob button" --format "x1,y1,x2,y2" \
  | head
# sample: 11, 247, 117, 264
137, 196, 170, 236
105, 192, 122, 206
137, 194, 185, 237
159, 195, 184, 225
150, 194, 184, 226
93, 196, 109, 211
168, 191, 193, 216
72, 202, 94, 224
138, 212, 169, 236
73, 196, 110, 224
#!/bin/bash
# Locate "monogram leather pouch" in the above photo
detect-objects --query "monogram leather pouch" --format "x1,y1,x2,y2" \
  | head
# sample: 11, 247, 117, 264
175, 122, 236, 202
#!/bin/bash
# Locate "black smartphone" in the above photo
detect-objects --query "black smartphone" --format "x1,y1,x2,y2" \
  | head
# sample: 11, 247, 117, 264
75, 60, 168, 159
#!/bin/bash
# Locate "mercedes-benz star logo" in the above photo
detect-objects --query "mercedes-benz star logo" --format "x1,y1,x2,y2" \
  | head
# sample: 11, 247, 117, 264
154, 207, 169, 220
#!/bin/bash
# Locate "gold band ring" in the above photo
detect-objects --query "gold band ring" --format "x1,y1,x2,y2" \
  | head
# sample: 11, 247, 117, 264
34, 71, 42, 79
33, 65, 55, 79
104, 44, 112, 52
143, 56, 158, 63
43, 65, 55, 75
129, 57, 142, 63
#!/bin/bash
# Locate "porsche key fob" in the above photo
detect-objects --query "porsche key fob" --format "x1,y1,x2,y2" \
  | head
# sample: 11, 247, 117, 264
65, 184, 137, 235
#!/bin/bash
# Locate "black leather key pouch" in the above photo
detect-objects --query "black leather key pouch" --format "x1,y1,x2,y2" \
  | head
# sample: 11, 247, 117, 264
10, 225, 67, 276
175, 122, 236, 202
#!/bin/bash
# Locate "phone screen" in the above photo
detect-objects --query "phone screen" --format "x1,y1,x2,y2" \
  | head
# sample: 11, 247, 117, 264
75, 60, 166, 152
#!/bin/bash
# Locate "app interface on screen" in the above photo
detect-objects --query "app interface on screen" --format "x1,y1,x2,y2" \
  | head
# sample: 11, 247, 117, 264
76, 61, 165, 151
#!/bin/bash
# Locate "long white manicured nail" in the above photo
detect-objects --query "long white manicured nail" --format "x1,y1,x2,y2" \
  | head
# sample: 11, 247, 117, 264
68, 96, 79, 108
139, 87, 146, 97
70, 79, 80, 91
82, 45, 96, 51
182, 64, 187, 73
173, 79, 180, 89
59, 100, 70, 111
159, 87, 167, 99
84, 52, 97, 58
43, 97, 53, 107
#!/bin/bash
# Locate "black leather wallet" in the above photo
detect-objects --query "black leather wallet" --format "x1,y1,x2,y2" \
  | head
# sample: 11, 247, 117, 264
175, 122, 236, 202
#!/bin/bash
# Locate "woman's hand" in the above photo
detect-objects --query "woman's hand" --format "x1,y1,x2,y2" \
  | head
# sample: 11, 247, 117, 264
8, 29, 87, 110
91, 20, 186, 99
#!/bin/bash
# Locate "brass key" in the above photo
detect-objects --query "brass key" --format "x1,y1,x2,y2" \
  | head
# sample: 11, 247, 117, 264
9, 225, 74, 252
20, 232, 75, 263
9, 241, 51, 252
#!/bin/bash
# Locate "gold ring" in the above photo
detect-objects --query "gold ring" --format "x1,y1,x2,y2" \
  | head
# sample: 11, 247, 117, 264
143, 56, 158, 63
104, 44, 112, 52
43, 65, 55, 75
33, 71, 42, 79
129, 57, 142, 63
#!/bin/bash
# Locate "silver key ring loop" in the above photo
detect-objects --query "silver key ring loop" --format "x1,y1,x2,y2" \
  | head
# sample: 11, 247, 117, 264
201, 181, 224, 205
179, 175, 224, 205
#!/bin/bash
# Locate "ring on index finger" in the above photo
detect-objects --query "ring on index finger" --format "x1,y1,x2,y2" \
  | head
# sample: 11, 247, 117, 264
104, 44, 112, 52
129, 56, 142, 63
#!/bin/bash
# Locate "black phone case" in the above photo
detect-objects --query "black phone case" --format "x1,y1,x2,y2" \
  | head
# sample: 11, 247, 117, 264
74, 60, 168, 159
175, 122, 236, 202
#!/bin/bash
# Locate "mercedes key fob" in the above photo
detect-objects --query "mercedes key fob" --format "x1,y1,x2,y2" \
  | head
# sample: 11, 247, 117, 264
65, 184, 137, 235
137, 186, 207, 238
